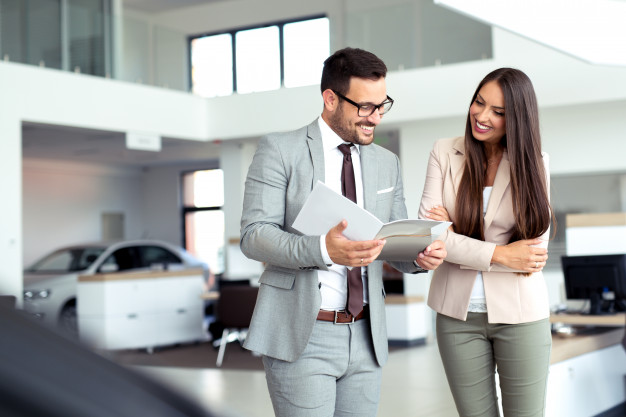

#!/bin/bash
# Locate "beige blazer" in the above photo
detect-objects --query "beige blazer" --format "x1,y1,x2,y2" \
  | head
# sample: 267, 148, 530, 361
418, 137, 551, 324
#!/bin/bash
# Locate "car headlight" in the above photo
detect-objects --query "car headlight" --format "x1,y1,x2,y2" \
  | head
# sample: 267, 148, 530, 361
23, 289, 51, 300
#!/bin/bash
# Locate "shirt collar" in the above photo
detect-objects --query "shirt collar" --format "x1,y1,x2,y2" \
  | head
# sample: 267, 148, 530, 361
317, 116, 361, 155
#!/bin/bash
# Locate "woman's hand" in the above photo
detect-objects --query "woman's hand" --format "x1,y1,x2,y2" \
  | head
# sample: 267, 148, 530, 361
492, 238, 548, 273
415, 240, 447, 270
425, 205, 450, 222
425, 205, 454, 232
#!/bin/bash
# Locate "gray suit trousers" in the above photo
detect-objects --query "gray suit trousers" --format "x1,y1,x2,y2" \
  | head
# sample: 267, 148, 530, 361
262, 318, 382, 417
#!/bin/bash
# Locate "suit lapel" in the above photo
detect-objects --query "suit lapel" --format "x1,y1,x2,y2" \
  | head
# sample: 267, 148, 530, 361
484, 151, 510, 230
450, 137, 511, 231
360, 144, 378, 212
306, 121, 325, 186
450, 137, 466, 195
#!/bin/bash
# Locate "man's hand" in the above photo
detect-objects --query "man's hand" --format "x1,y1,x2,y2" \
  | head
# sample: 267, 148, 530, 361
326, 220, 386, 267
414, 240, 446, 270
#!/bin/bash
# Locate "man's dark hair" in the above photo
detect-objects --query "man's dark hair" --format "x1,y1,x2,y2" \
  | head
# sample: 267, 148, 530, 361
320, 47, 387, 95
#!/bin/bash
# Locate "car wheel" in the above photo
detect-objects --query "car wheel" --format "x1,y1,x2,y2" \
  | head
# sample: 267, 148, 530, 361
59, 302, 78, 338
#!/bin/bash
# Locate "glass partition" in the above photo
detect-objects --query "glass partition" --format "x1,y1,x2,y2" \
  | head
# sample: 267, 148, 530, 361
0, 0, 110, 74
0, 0, 62, 68
68, 0, 110, 77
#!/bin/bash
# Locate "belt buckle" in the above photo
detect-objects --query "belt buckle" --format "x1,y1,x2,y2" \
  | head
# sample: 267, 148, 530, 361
334, 310, 355, 325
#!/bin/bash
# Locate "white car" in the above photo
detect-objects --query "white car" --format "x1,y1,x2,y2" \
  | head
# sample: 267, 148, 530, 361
23, 240, 210, 335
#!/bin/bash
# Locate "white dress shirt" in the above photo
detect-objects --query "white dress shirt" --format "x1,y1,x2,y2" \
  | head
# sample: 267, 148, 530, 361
316, 117, 368, 310
468, 186, 492, 313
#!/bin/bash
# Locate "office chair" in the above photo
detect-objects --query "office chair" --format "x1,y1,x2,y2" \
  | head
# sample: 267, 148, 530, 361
213, 285, 259, 367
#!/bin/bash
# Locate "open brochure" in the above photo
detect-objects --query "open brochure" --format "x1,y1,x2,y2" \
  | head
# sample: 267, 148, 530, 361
292, 181, 451, 261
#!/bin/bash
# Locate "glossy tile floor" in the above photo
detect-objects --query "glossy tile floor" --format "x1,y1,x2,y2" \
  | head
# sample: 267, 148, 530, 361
136, 341, 457, 417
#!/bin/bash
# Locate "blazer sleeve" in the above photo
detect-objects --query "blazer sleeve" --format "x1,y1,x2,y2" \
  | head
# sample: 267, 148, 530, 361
240, 135, 328, 271
418, 142, 551, 272
418, 140, 496, 271
478, 152, 551, 272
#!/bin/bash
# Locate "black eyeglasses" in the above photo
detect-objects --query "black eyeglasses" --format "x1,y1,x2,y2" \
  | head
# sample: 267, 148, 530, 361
332, 90, 394, 117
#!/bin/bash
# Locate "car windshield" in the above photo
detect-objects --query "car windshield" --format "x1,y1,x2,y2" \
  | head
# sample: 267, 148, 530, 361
26, 247, 107, 272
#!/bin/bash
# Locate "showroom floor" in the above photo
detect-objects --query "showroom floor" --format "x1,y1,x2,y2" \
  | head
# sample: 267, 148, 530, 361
131, 341, 457, 417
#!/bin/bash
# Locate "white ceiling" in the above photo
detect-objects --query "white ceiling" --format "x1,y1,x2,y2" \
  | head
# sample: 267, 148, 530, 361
22, 122, 222, 168
122, 0, 225, 14
435, 0, 626, 66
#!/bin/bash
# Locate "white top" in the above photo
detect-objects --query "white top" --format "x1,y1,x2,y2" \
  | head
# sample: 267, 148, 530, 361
468, 186, 492, 313
316, 117, 368, 310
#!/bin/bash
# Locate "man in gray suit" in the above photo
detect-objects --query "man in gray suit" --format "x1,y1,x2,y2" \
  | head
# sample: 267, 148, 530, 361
241, 47, 446, 417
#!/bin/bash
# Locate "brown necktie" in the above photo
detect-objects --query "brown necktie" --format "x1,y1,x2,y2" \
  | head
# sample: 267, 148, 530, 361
338, 143, 363, 316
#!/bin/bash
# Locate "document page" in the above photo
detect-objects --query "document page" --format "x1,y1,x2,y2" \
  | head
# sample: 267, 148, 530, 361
292, 181, 450, 261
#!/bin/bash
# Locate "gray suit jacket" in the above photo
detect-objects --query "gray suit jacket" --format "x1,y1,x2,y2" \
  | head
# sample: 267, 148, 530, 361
240, 119, 420, 366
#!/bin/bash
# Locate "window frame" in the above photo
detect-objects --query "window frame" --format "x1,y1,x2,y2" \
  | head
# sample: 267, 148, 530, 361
187, 14, 327, 95
179, 168, 225, 275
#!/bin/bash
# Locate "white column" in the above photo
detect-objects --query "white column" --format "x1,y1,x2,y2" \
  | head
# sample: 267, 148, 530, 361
0, 110, 23, 305
220, 140, 259, 280
620, 174, 626, 212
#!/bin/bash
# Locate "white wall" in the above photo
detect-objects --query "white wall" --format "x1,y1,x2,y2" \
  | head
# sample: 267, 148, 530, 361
140, 161, 220, 245
22, 159, 144, 266
4, 61, 210, 139
22, 158, 221, 269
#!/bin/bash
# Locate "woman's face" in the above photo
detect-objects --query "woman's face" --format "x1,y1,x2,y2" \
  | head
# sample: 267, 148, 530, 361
469, 80, 506, 145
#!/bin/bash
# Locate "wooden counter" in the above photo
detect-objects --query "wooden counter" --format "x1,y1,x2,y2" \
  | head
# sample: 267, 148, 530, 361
550, 312, 624, 363
550, 312, 626, 327
79, 268, 205, 282
551, 327, 624, 364
384, 294, 425, 305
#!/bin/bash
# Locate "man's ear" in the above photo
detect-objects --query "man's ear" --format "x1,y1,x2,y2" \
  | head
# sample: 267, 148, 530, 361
322, 89, 338, 112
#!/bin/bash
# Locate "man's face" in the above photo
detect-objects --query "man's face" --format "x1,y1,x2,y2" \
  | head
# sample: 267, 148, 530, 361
326, 77, 388, 146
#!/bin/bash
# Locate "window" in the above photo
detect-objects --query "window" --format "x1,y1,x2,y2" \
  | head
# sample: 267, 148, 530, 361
105, 247, 139, 271
182, 169, 225, 274
189, 16, 329, 97
283, 17, 329, 88
27, 247, 106, 272
235, 26, 281, 94
139, 246, 182, 268
190, 33, 233, 97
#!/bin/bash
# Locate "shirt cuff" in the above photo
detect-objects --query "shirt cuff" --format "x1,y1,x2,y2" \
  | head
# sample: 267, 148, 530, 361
320, 234, 332, 265
412, 260, 427, 273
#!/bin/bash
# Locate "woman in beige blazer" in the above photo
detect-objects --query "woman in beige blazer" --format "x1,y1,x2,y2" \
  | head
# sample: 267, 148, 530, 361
419, 68, 553, 417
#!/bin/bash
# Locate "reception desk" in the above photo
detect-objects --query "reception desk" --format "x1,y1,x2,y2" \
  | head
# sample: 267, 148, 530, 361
546, 313, 625, 417
385, 294, 427, 346
77, 269, 206, 352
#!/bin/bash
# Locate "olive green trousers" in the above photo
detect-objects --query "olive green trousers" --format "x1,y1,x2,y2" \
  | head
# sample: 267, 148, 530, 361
436, 313, 552, 417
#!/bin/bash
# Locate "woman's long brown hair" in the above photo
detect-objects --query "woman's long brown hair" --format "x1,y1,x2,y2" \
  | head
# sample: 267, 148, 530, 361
455, 68, 553, 243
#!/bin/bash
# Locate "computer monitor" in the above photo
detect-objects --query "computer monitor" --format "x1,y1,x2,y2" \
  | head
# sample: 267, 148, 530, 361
561, 254, 626, 315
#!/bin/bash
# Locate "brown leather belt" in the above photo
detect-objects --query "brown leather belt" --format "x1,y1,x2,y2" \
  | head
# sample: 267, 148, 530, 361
317, 305, 369, 324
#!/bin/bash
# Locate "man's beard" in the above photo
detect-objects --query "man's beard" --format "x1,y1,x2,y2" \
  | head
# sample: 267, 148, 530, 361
327, 107, 374, 146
